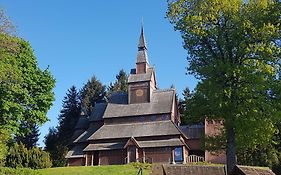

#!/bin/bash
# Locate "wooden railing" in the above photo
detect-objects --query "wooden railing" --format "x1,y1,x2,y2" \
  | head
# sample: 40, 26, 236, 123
188, 155, 204, 163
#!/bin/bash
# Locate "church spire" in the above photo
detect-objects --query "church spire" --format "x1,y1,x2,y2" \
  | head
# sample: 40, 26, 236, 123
136, 24, 149, 67
138, 24, 147, 51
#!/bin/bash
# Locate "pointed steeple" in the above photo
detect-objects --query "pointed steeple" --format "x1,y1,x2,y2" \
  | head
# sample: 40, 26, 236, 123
136, 24, 149, 66
138, 24, 147, 51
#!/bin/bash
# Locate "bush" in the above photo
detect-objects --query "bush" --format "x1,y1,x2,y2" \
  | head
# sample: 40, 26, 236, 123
0, 167, 41, 175
28, 147, 52, 169
5, 142, 52, 169
5, 142, 29, 168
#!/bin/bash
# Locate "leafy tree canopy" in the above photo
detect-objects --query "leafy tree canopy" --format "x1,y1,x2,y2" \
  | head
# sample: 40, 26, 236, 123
167, 0, 281, 172
0, 34, 55, 135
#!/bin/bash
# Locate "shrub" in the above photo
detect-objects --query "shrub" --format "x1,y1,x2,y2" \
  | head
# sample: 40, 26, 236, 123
5, 142, 29, 168
5, 142, 52, 169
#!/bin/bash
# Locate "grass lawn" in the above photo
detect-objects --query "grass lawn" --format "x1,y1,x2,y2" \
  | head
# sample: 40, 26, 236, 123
37, 164, 151, 175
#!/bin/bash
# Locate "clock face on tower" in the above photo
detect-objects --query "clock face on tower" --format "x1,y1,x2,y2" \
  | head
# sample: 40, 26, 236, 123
136, 89, 144, 97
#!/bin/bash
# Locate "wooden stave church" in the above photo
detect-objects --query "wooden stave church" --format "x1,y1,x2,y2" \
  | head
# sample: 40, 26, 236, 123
66, 27, 226, 166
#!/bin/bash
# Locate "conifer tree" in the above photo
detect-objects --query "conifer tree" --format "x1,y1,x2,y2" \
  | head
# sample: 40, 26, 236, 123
107, 69, 128, 95
15, 123, 40, 149
80, 76, 105, 115
57, 86, 81, 146
44, 86, 81, 167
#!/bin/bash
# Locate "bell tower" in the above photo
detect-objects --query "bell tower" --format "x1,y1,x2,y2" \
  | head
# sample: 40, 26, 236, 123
128, 25, 157, 104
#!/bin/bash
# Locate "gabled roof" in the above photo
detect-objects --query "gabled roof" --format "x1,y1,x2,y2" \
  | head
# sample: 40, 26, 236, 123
103, 89, 175, 118
88, 121, 181, 141
128, 67, 154, 83
124, 137, 140, 148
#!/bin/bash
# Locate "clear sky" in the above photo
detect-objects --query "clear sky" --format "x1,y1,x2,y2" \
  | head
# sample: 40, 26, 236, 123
0, 0, 198, 147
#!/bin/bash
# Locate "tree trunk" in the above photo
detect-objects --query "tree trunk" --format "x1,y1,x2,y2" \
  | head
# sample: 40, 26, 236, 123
226, 126, 237, 174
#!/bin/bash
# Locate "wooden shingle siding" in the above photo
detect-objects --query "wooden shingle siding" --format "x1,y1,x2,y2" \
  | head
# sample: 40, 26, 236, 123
99, 150, 126, 165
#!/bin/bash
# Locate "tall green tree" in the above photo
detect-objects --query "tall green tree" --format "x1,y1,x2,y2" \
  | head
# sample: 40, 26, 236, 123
80, 76, 105, 115
45, 86, 80, 167
108, 69, 128, 95
0, 35, 55, 135
0, 7, 55, 166
44, 127, 61, 167
57, 86, 81, 146
167, 0, 281, 172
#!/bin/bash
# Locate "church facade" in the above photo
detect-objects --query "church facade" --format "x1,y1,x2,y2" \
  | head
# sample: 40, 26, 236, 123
66, 27, 226, 166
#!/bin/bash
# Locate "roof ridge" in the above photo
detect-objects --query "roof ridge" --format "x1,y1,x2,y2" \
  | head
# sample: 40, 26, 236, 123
153, 88, 175, 93
105, 120, 172, 126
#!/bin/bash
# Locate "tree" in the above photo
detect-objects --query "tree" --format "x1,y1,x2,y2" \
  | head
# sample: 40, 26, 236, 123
0, 8, 55, 167
108, 69, 128, 95
15, 123, 40, 149
0, 35, 55, 135
80, 76, 105, 115
0, 8, 16, 35
167, 0, 281, 172
44, 86, 80, 167
44, 127, 63, 167
57, 86, 81, 146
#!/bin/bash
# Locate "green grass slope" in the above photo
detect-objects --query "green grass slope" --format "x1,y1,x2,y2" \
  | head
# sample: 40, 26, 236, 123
37, 164, 151, 175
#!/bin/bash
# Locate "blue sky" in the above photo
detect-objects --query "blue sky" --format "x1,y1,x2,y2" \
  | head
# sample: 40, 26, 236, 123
1, 0, 198, 147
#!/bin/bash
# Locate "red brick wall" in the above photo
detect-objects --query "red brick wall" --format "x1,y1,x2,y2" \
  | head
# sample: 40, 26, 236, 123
99, 150, 126, 165
68, 158, 85, 166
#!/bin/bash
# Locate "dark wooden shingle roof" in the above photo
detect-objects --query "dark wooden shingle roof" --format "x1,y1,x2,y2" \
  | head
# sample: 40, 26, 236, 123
89, 103, 107, 122
138, 138, 184, 148
65, 144, 85, 158
180, 125, 204, 139
74, 117, 89, 130
103, 89, 175, 118
88, 121, 181, 141
84, 142, 126, 151
128, 67, 154, 83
